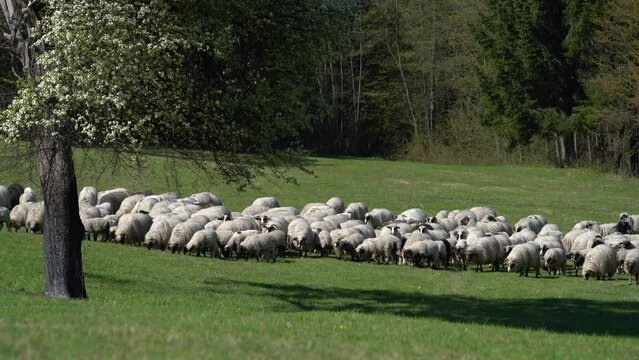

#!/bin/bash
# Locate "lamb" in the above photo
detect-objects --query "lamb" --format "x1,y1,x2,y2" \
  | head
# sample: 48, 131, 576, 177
237, 230, 286, 262
344, 202, 368, 221
114, 213, 153, 246
364, 208, 396, 229
397, 208, 427, 224
622, 249, 639, 285
0, 185, 9, 210
542, 248, 567, 276
115, 194, 145, 217
224, 230, 260, 259
9, 202, 34, 232
7, 183, 24, 209
143, 217, 182, 250
287, 218, 316, 256
505, 243, 541, 277
355, 235, 399, 264
326, 197, 345, 213
167, 219, 206, 253
81, 217, 110, 241
582, 243, 617, 280
334, 232, 366, 260
0, 207, 9, 231
251, 197, 280, 209
25, 201, 44, 234
185, 229, 220, 257
19, 187, 36, 205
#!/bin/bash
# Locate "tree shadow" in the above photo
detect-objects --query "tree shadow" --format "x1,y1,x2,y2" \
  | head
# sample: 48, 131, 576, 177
204, 278, 639, 337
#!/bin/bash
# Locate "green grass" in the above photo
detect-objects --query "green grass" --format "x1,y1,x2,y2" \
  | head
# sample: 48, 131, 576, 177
1, 156, 639, 359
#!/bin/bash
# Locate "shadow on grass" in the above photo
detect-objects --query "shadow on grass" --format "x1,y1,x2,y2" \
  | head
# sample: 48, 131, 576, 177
204, 279, 639, 337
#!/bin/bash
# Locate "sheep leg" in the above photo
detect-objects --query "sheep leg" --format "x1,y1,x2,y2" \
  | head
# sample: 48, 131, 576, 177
635, 274, 638, 285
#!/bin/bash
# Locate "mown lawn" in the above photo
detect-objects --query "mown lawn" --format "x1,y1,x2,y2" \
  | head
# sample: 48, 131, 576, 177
1, 156, 639, 359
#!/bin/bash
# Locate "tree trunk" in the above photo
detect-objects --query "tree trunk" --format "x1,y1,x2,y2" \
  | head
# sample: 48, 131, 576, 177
37, 135, 86, 299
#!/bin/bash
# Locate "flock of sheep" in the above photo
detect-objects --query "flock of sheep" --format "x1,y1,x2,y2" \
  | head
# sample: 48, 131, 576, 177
2, 183, 639, 285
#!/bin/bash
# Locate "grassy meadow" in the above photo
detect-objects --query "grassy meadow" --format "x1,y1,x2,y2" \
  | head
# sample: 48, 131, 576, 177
1, 154, 639, 359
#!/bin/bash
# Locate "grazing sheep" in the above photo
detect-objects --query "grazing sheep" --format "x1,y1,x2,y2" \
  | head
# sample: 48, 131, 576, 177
194, 206, 231, 222
469, 206, 496, 223
364, 208, 396, 229
344, 202, 368, 221
95, 202, 114, 217
81, 217, 110, 241
252, 197, 279, 209
204, 220, 224, 231
114, 213, 153, 246
326, 197, 345, 213
561, 229, 587, 253
115, 194, 145, 217
476, 214, 512, 235
78, 186, 98, 210
572, 220, 599, 232
508, 228, 536, 245
535, 235, 564, 257
598, 221, 631, 237
316, 229, 332, 257
262, 216, 297, 234
9, 202, 34, 232
241, 204, 271, 216
149, 205, 172, 219
7, 183, 24, 209
303, 205, 337, 220
190, 192, 223, 207
427, 217, 457, 232
238, 230, 286, 262
311, 220, 338, 234
215, 230, 236, 252
582, 243, 617, 280
403, 240, 441, 269
513, 216, 543, 234
623, 249, 639, 285
465, 236, 501, 272
0, 185, 10, 210
0, 207, 10, 231
334, 232, 366, 260
224, 230, 260, 259
130, 195, 162, 214
398, 208, 427, 224
542, 248, 567, 275
143, 217, 182, 250
19, 187, 36, 205
25, 201, 44, 234
186, 229, 220, 257
355, 235, 399, 264
454, 210, 477, 226
505, 243, 541, 277
167, 219, 206, 253
287, 218, 316, 256
98, 188, 129, 213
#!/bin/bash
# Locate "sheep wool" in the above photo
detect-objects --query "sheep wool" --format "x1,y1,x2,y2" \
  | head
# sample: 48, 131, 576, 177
583, 244, 617, 280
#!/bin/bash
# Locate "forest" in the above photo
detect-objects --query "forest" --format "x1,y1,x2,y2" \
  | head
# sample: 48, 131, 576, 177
1, 0, 638, 175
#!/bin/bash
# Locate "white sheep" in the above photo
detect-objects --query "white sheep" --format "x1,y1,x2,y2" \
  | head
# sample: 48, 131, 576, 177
0, 207, 10, 231
355, 235, 399, 264
622, 249, 639, 285
97, 188, 130, 213
81, 217, 110, 241
465, 236, 500, 272
287, 218, 316, 256
505, 243, 541, 277
513, 216, 543, 234
398, 208, 427, 224
344, 202, 368, 221
19, 187, 36, 205
190, 192, 223, 207
115, 194, 145, 217
186, 229, 220, 257
402, 240, 441, 269
9, 202, 34, 232
582, 243, 617, 280
561, 229, 587, 253
167, 219, 206, 253
334, 232, 366, 260
542, 248, 566, 276
252, 197, 280, 209
364, 208, 396, 229
453, 210, 477, 226
326, 197, 345, 213
477, 214, 512, 235
316, 229, 332, 257
78, 186, 97, 210
114, 213, 153, 246
80, 206, 102, 220
469, 206, 496, 223
238, 230, 286, 262
572, 220, 599, 232
143, 217, 182, 250
241, 204, 270, 216
25, 201, 44, 234
429, 217, 457, 232
224, 230, 260, 258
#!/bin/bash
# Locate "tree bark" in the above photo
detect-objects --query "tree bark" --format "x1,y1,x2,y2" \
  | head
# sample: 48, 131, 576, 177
37, 135, 86, 299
